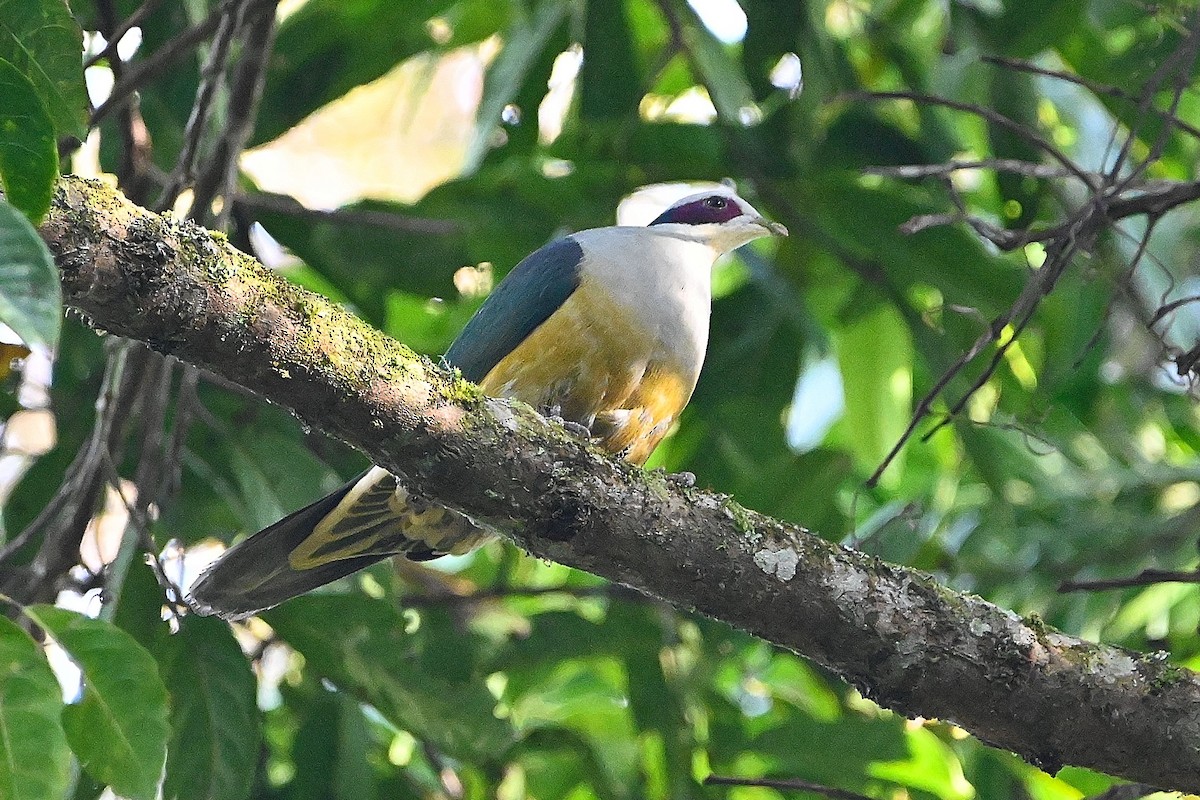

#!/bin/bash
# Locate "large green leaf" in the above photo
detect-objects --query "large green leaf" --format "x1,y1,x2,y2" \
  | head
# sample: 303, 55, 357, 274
0, 57, 57, 223
263, 594, 515, 762
0, 0, 86, 139
156, 616, 260, 800
26, 606, 170, 800
0, 615, 71, 800
0, 196, 61, 349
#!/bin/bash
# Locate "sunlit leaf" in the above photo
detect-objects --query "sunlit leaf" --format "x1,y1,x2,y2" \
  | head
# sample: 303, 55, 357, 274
832, 304, 912, 479
257, 0, 515, 145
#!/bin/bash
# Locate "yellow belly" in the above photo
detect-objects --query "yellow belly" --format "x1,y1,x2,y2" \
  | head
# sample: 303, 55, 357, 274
479, 282, 696, 465
289, 281, 698, 570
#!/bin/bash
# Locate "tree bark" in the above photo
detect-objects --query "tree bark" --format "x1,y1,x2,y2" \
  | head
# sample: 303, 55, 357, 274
38, 176, 1200, 791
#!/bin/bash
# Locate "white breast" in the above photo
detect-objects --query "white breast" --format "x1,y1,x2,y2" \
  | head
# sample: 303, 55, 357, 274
572, 226, 715, 380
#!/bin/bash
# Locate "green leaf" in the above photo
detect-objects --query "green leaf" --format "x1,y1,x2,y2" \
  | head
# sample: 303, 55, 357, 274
0, 57, 57, 223
0, 615, 71, 800
26, 605, 170, 800
250, 196, 468, 327
870, 724, 972, 800
289, 688, 376, 800
0, 196, 61, 349
157, 616, 260, 800
579, 0, 641, 120
0, 0, 87, 139
263, 595, 516, 761
678, 4, 756, 123
226, 428, 341, 531
831, 304, 912, 480
465, 0, 569, 171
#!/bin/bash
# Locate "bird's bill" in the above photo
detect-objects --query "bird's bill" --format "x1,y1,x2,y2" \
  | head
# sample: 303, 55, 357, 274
758, 218, 789, 237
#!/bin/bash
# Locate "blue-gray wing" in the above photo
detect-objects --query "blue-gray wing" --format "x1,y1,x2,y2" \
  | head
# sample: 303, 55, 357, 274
444, 236, 584, 382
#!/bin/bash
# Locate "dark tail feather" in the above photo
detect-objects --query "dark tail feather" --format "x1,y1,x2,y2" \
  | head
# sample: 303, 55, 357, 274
187, 473, 392, 620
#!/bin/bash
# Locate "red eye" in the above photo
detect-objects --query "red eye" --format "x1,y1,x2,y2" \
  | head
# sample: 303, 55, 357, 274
702, 196, 728, 210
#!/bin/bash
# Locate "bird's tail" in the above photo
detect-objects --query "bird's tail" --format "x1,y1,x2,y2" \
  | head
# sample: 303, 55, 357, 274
186, 472, 389, 620
186, 468, 493, 620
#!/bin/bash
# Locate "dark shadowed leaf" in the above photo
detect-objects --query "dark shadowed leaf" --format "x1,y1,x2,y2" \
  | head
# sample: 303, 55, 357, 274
263, 594, 515, 761
157, 616, 260, 800
579, 0, 641, 120
289, 687, 377, 800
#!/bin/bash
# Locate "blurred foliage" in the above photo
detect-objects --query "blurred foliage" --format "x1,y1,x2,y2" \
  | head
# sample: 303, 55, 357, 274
4, 0, 1200, 798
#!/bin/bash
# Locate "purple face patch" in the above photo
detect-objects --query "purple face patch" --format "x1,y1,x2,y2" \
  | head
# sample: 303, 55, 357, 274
650, 194, 743, 226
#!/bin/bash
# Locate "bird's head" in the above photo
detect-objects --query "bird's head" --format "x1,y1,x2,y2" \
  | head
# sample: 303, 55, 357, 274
648, 186, 788, 254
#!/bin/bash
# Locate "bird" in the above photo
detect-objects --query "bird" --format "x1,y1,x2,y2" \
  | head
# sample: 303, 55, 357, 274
187, 185, 787, 619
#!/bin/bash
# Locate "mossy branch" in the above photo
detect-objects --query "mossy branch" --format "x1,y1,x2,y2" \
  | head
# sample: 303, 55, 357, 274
38, 176, 1200, 791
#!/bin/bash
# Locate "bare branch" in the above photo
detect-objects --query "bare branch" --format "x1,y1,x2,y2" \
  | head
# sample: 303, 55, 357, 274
864, 159, 1079, 181
85, 0, 168, 70
91, 1, 231, 127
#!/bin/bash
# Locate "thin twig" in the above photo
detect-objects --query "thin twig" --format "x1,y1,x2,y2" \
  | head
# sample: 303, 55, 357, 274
99, 451, 186, 617
234, 192, 462, 236
189, 0, 280, 226
84, 0, 168, 69
401, 584, 627, 607
155, 0, 246, 209
1060, 567, 1200, 593
704, 774, 876, 800
4, 343, 149, 602
890, 178, 1200, 246
851, 90, 1098, 189
1111, 11, 1200, 191
1146, 294, 1200, 330
864, 159, 1079, 181
91, 1, 230, 127
982, 54, 1200, 141
161, 365, 201, 502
